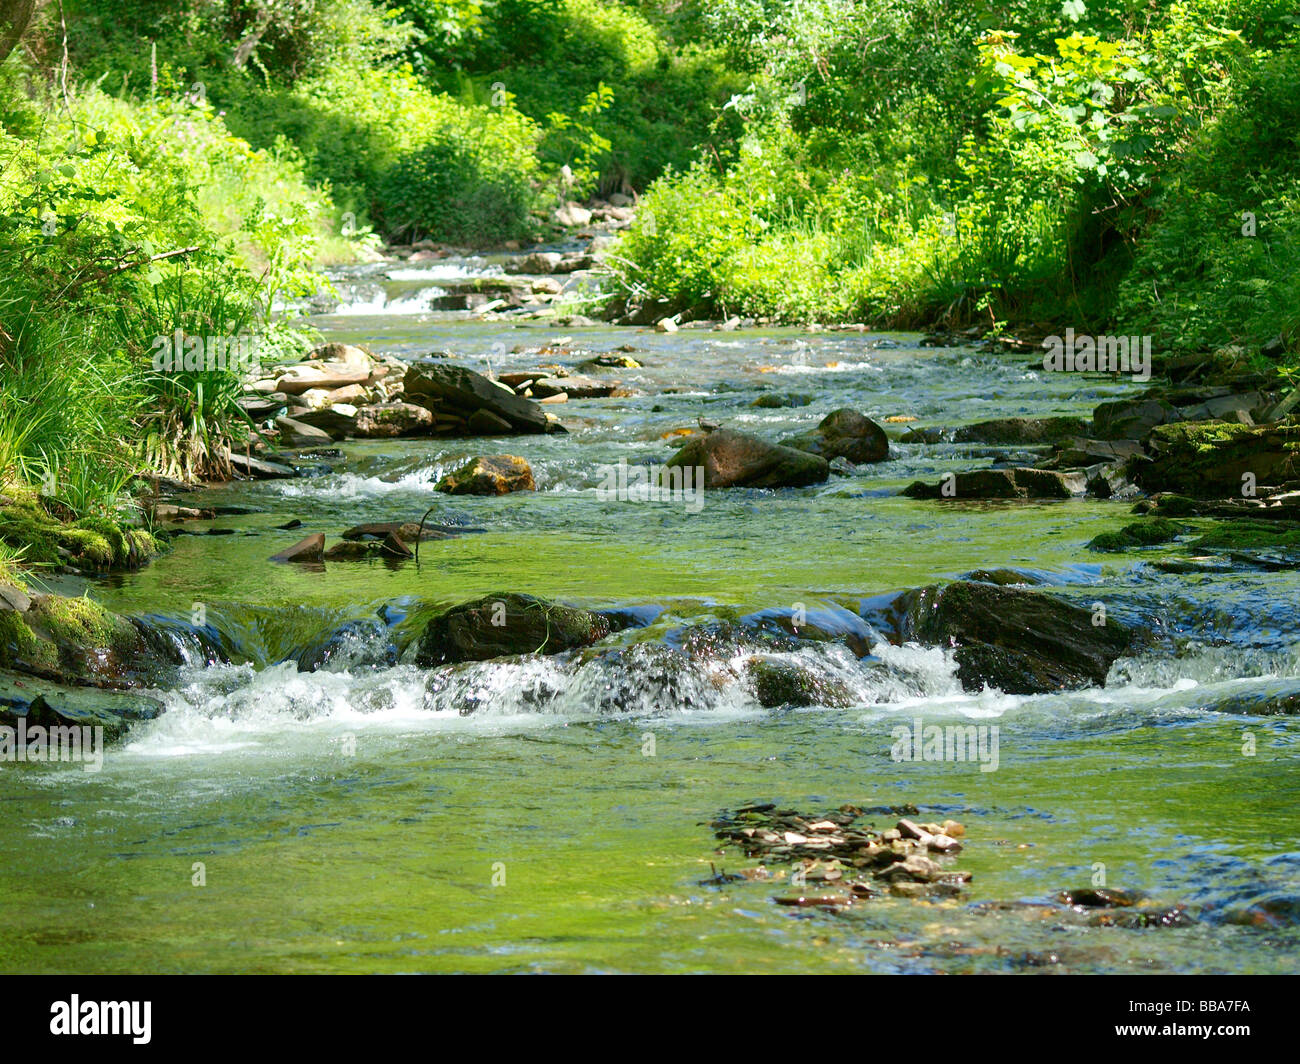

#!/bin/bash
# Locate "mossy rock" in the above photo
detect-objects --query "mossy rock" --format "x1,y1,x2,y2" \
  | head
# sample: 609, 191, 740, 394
0, 593, 181, 688
1135, 420, 1300, 497
0, 492, 159, 573
1191, 519, 1300, 551
413, 592, 620, 666
1149, 494, 1203, 517
746, 657, 854, 708
1087, 518, 1182, 552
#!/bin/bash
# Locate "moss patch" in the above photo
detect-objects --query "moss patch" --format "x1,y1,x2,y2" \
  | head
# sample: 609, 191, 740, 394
1088, 518, 1183, 552
0, 490, 159, 573
1191, 519, 1300, 550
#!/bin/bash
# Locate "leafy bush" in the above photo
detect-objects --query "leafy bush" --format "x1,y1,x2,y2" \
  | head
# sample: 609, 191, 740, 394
376, 101, 542, 242
1115, 45, 1300, 357
0, 65, 322, 505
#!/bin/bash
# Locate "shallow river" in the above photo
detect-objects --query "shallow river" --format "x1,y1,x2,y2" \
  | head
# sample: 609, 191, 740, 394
2, 260, 1298, 973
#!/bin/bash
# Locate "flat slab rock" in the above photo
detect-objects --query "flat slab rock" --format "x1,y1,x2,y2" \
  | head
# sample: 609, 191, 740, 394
902, 467, 1087, 500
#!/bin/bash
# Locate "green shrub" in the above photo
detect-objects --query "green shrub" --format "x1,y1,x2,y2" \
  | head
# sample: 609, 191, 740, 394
375, 98, 542, 243
1115, 46, 1300, 357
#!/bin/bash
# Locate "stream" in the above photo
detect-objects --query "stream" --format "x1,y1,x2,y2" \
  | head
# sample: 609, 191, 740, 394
2, 255, 1298, 974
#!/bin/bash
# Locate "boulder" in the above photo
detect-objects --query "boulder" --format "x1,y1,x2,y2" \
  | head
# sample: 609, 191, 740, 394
1133, 420, 1300, 497
516, 251, 563, 274
902, 467, 1087, 499
354, 402, 434, 438
436, 455, 535, 495
554, 203, 592, 227
0, 592, 186, 689
889, 581, 1133, 694
782, 409, 889, 464
667, 428, 829, 489
413, 592, 615, 666
403, 363, 558, 435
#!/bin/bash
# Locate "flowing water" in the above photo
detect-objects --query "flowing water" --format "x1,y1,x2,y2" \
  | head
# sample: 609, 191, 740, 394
2, 259, 1298, 974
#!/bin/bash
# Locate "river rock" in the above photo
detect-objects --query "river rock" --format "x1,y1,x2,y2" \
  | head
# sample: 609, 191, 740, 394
952, 416, 1091, 445
322, 540, 375, 561
413, 592, 616, 666
293, 618, 398, 673
745, 657, 854, 708
227, 451, 297, 479
274, 362, 371, 395
1132, 420, 1300, 497
787, 410, 889, 464
902, 467, 1087, 499
0, 671, 166, 742
1092, 398, 1179, 440
436, 455, 535, 495
667, 428, 829, 489
354, 402, 434, 438
292, 403, 359, 439
403, 363, 558, 435
275, 415, 333, 448
270, 533, 325, 563
0, 583, 32, 613
465, 408, 512, 435
889, 581, 1134, 694
529, 375, 617, 399
0, 592, 186, 689
341, 521, 459, 542
237, 394, 288, 421
554, 203, 592, 227
514, 251, 563, 274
